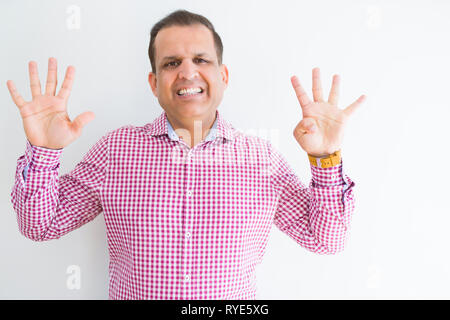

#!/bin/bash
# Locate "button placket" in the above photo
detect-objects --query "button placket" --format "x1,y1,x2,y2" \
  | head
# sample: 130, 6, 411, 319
182, 150, 195, 299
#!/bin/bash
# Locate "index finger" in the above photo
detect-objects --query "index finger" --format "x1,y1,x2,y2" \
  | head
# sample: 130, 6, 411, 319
28, 61, 42, 98
57, 66, 75, 101
291, 76, 312, 108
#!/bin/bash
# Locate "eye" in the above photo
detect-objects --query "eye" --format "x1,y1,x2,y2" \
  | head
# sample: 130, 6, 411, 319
195, 58, 208, 64
164, 61, 180, 68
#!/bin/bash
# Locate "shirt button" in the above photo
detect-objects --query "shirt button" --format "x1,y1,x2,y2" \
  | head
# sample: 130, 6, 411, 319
184, 274, 190, 282
186, 190, 193, 197
38, 155, 45, 161
186, 232, 191, 239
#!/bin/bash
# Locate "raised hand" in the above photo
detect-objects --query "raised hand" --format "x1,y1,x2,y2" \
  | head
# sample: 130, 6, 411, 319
291, 68, 366, 157
7, 58, 95, 150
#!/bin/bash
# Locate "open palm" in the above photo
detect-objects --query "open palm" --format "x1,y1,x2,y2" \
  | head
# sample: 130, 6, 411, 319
7, 58, 95, 150
291, 68, 366, 157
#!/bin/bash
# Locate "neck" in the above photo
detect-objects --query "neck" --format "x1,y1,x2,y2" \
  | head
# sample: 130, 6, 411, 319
167, 111, 217, 148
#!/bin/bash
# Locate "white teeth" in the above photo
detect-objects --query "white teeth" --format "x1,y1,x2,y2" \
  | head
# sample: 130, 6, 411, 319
177, 88, 203, 96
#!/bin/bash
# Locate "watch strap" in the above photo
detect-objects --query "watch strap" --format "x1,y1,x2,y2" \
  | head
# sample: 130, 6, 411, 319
308, 150, 342, 168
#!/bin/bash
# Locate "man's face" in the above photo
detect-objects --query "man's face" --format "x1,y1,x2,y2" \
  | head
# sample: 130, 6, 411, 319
148, 24, 229, 123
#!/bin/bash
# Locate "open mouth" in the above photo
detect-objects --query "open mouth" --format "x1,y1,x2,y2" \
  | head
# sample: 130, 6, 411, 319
176, 87, 205, 99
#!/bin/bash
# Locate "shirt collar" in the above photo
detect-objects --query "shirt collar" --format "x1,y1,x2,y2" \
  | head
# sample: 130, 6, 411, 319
166, 115, 217, 142
147, 110, 236, 142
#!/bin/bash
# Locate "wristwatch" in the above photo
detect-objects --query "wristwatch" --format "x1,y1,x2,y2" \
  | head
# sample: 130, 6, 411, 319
308, 150, 342, 168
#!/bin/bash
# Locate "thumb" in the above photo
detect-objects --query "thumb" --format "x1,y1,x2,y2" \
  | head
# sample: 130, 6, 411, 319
71, 111, 95, 134
298, 118, 317, 134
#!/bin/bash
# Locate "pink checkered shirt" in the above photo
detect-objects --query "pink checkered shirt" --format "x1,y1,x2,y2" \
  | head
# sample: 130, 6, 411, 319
11, 110, 355, 300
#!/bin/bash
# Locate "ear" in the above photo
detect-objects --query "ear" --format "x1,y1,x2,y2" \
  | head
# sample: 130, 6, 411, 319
220, 64, 229, 89
148, 72, 158, 97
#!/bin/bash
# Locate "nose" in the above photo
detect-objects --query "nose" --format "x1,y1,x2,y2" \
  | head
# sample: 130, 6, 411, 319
177, 59, 199, 80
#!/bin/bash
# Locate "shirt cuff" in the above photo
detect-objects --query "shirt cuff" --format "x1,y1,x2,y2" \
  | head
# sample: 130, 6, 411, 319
310, 162, 345, 187
25, 140, 63, 171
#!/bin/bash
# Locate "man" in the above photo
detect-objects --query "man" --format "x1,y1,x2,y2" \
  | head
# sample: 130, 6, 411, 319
8, 10, 365, 299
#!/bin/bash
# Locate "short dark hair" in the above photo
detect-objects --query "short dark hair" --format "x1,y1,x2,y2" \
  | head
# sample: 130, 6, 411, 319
148, 9, 224, 74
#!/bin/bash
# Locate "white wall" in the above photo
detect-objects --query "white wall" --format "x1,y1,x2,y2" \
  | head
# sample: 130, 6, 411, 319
1, 0, 449, 299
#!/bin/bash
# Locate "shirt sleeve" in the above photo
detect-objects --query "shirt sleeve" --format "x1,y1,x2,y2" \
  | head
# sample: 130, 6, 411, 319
269, 143, 355, 255
10, 136, 109, 241
23, 163, 30, 181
